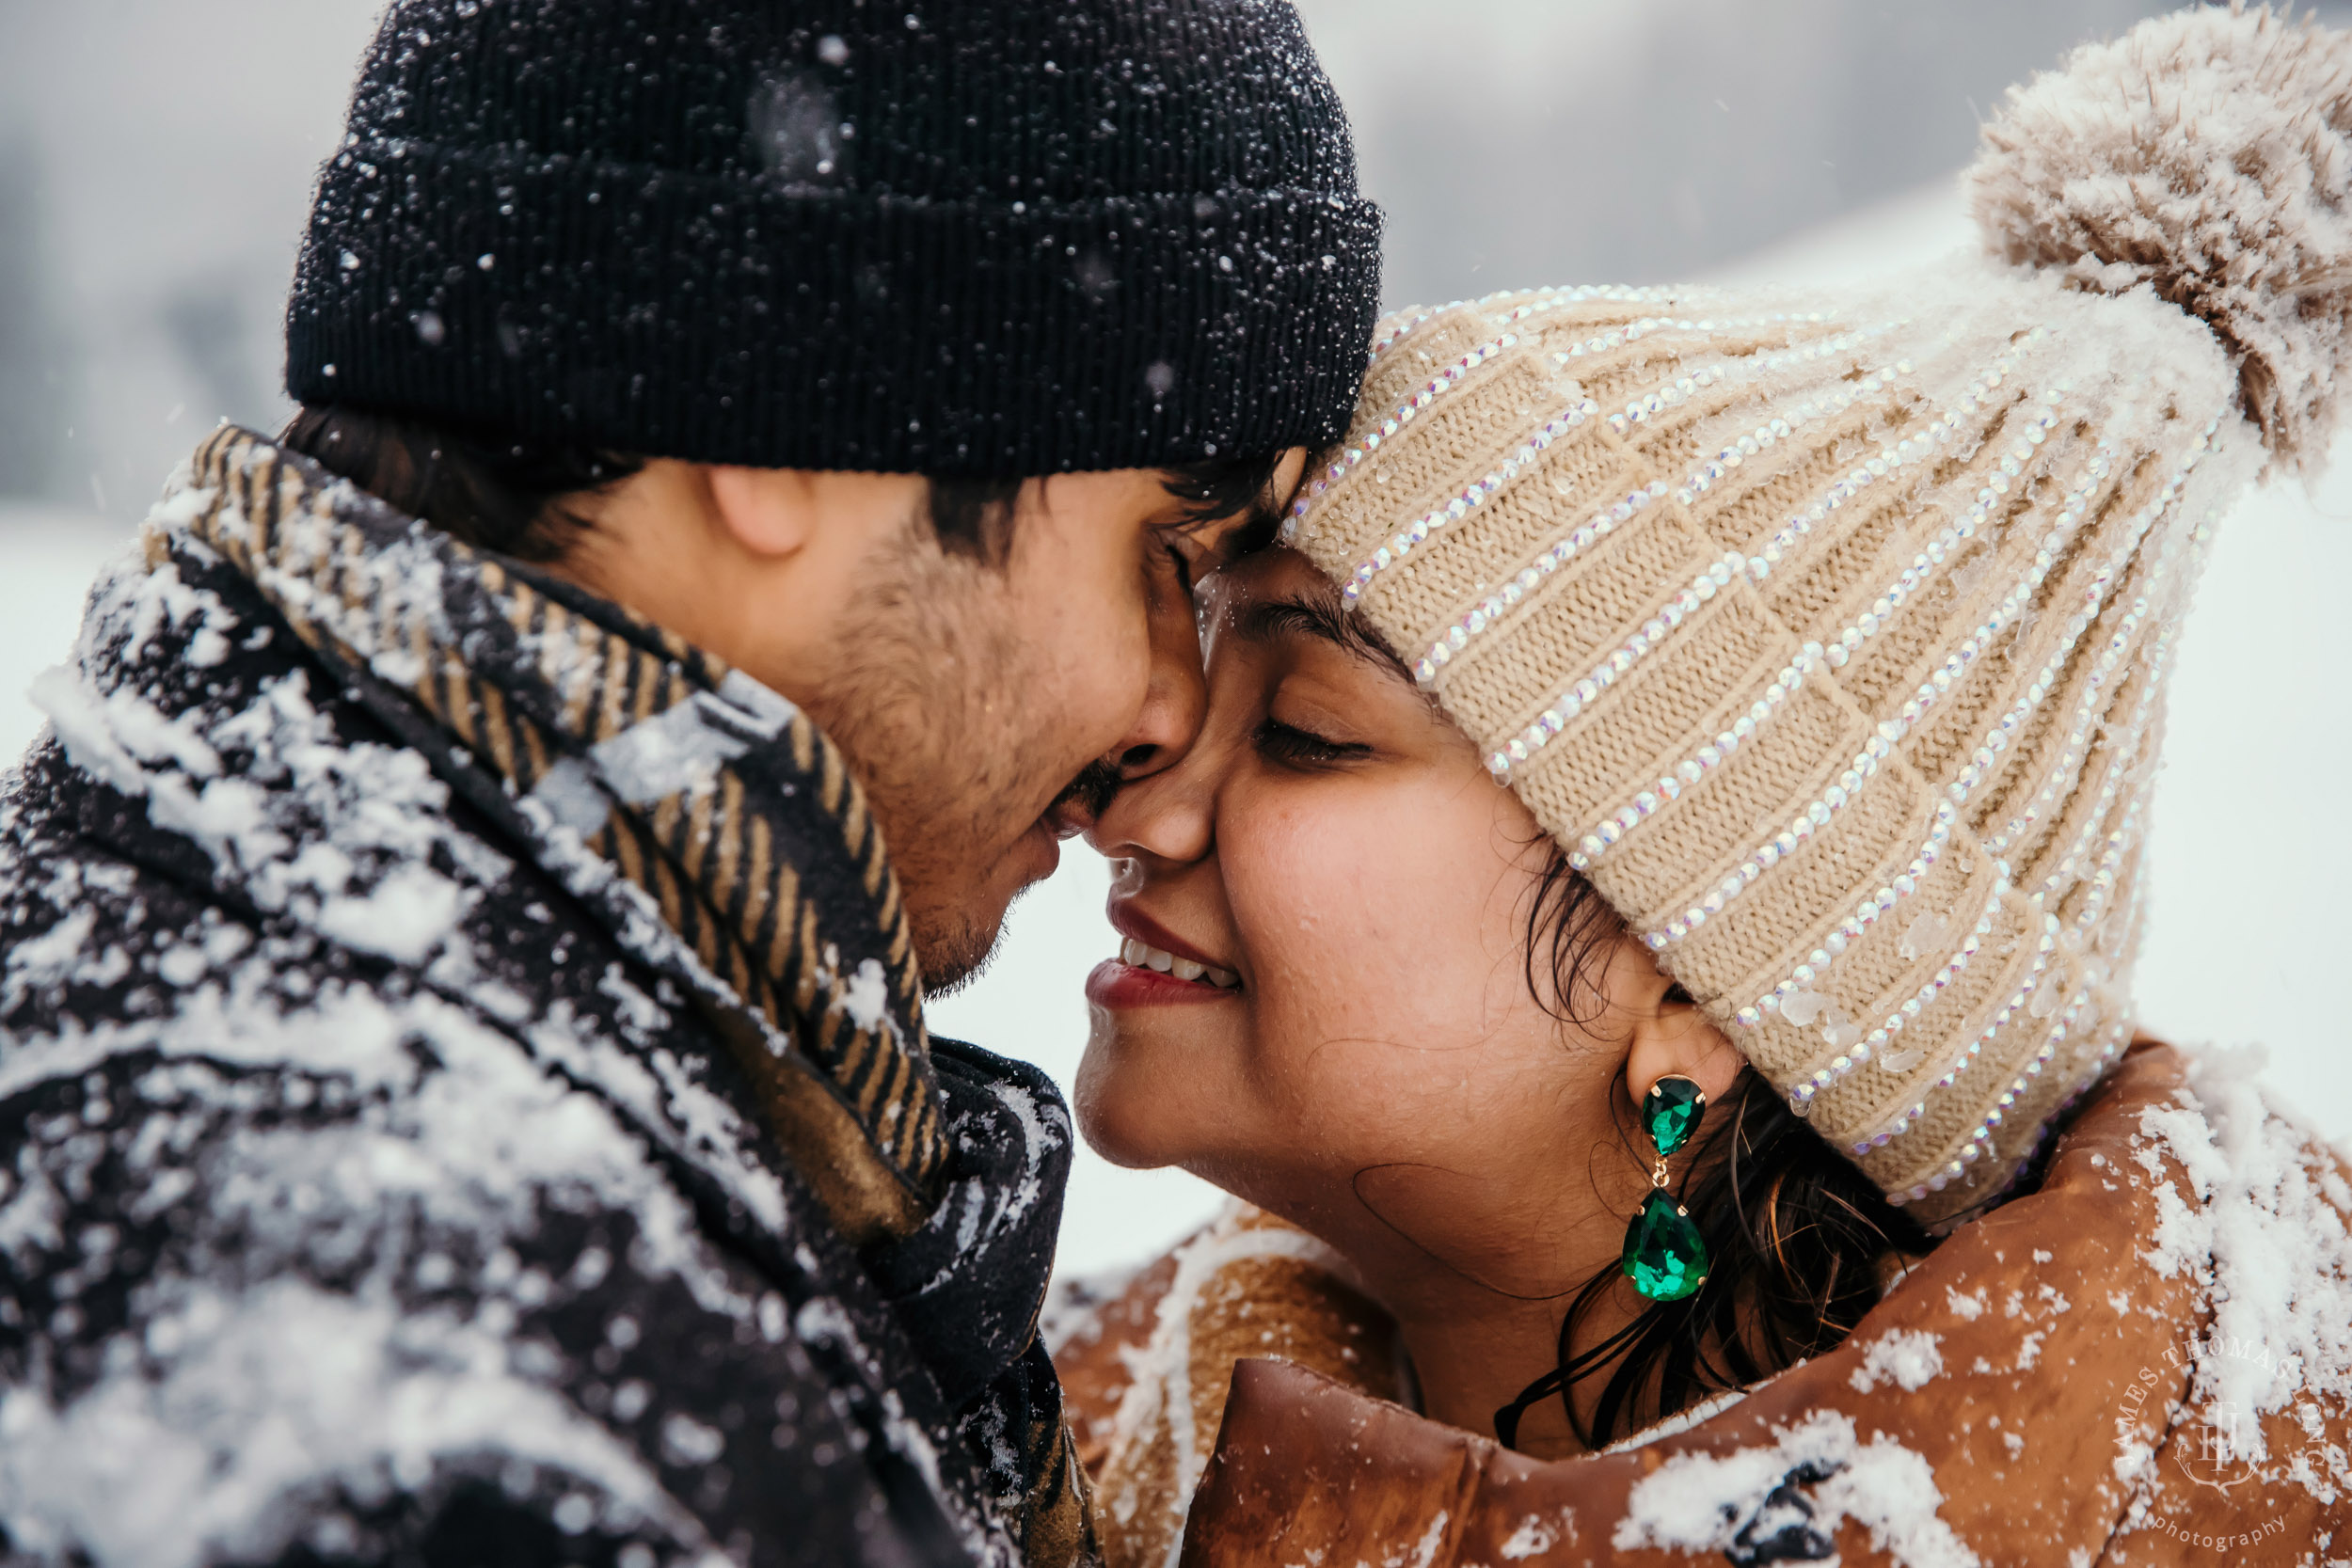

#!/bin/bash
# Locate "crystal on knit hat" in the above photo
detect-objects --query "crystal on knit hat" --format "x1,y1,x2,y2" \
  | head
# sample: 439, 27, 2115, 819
1284, 4, 2352, 1223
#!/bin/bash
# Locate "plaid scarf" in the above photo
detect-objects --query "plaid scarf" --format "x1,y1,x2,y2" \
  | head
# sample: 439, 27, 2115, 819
164, 426, 954, 1242
156, 427, 1093, 1565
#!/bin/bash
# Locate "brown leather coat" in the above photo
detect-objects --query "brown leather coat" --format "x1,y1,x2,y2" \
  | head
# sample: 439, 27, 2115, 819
1057, 1047, 2352, 1565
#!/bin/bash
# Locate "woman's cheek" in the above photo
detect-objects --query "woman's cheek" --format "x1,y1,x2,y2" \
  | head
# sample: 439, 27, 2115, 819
1226, 798, 1391, 1029
1222, 786, 1500, 1119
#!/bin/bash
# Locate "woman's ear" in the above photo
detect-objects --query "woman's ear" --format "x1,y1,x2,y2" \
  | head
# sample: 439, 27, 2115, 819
1622, 976, 1744, 1111
705, 464, 821, 559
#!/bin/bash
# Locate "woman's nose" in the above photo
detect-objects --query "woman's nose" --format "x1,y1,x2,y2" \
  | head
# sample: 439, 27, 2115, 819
1088, 718, 1217, 867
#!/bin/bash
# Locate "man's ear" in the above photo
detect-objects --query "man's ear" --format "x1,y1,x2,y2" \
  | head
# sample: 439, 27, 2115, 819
706, 464, 820, 559
1623, 985, 1744, 1112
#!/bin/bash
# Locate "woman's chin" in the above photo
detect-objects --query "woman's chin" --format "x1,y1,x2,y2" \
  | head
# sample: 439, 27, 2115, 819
1074, 1120, 1168, 1171
1072, 1095, 1177, 1172
1073, 1029, 1216, 1171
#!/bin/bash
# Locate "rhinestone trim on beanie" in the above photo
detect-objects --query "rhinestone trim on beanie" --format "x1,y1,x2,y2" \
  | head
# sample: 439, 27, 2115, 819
1291, 273, 2249, 1223
1279, 5, 2352, 1223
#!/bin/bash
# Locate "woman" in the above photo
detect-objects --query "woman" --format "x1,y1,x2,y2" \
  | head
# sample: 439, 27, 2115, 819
1053, 8, 2352, 1565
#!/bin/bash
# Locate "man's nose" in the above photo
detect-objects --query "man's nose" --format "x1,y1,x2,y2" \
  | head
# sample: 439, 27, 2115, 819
1046, 585, 1208, 840
1104, 577, 1212, 785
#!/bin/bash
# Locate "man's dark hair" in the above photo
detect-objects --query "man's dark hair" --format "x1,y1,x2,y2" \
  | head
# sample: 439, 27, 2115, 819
926, 453, 1291, 564
281, 404, 1287, 566
280, 405, 637, 563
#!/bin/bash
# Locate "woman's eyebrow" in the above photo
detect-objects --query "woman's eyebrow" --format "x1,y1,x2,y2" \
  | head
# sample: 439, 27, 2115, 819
1234, 595, 1406, 673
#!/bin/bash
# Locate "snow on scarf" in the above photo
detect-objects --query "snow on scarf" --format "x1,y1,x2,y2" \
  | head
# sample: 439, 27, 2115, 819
0, 426, 1091, 1567
167, 426, 952, 1243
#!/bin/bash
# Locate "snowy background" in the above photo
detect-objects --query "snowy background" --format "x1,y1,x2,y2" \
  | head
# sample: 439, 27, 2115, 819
3, 1, 2346, 1279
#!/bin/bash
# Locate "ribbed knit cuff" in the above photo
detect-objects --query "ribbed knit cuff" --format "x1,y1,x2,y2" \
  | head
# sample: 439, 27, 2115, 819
286, 139, 1382, 475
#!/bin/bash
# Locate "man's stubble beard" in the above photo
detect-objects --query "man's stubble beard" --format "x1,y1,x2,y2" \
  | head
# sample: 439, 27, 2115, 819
796, 519, 1068, 996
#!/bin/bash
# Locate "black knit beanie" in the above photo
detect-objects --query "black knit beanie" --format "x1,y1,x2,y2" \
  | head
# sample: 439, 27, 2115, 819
284, 0, 1381, 477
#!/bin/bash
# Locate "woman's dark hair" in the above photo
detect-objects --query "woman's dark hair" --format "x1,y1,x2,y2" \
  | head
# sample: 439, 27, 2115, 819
1495, 846, 1933, 1451
281, 404, 1289, 566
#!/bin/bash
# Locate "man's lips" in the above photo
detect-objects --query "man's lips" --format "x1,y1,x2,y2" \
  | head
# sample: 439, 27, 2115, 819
1046, 759, 1123, 839
1012, 810, 1061, 884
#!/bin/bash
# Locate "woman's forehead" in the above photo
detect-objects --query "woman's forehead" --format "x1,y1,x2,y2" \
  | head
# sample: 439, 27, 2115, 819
1202, 546, 1414, 677
1202, 546, 1337, 624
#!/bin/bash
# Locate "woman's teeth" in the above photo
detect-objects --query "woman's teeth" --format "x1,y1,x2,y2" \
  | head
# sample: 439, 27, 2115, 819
1119, 936, 1239, 990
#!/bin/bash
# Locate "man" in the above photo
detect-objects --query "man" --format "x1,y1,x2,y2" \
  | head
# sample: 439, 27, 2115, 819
0, 3, 1376, 1563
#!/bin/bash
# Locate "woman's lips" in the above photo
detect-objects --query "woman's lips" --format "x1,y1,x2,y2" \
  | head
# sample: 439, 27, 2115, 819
1096, 899, 1241, 1006
1086, 959, 1241, 1009
1106, 903, 1235, 978
1115, 934, 1238, 989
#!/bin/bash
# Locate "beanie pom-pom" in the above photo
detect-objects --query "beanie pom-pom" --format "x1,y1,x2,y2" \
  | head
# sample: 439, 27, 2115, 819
1966, 3, 2352, 474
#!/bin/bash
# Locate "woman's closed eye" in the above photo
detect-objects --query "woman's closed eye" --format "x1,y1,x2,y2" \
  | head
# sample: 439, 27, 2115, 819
1252, 716, 1371, 768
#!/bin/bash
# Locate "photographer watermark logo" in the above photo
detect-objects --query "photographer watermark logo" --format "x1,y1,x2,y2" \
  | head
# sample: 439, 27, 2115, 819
2173, 1395, 2261, 1492
2109, 1335, 2295, 1555
2117, 1334, 2273, 1493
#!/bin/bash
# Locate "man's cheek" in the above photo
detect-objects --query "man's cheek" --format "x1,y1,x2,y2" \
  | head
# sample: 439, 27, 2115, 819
1015, 567, 1143, 740
1062, 618, 1156, 757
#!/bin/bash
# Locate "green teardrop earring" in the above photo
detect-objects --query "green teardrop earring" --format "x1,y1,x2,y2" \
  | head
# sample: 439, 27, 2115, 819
1621, 1075, 1709, 1303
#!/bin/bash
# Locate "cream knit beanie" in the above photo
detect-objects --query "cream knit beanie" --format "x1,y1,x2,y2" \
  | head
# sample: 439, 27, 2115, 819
1283, 5, 2352, 1222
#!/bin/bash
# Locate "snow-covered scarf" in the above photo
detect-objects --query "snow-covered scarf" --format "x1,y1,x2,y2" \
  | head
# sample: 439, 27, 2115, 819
165, 425, 952, 1245
0, 423, 1090, 1564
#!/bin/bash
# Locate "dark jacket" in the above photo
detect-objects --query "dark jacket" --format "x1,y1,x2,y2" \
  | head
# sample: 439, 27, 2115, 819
0, 430, 1087, 1567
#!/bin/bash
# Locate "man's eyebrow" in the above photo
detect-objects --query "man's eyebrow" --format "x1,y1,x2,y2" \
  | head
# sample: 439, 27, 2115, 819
1233, 594, 1406, 672
1150, 491, 1284, 560
1218, 494, 1286, 561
